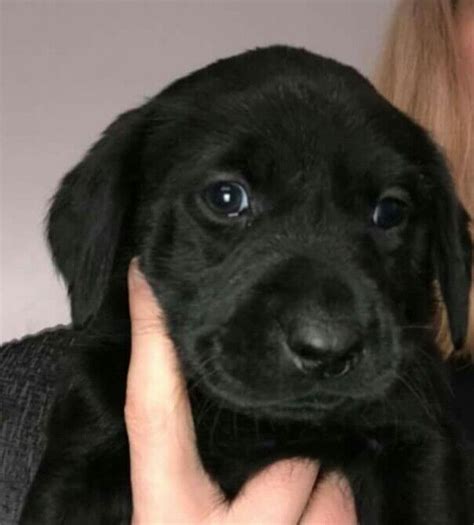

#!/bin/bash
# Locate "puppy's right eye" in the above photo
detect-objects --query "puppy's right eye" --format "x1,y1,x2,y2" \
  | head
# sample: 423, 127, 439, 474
203, 181, 250, 217
372, 197, 408, 229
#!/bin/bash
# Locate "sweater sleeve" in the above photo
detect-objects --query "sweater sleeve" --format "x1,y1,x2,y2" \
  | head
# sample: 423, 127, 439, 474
0, 327, 73, 525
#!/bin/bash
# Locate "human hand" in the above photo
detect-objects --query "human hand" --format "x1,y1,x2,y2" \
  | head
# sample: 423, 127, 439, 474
125, 259, 357, 524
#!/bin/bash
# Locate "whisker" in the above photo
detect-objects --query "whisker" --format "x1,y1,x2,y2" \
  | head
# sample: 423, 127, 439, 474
394, 371, 437, 424
209, 402, 224, 451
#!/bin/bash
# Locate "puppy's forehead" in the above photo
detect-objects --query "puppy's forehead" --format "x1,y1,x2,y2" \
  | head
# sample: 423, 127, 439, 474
146, 49, 429, 195
168, 83, 412, 193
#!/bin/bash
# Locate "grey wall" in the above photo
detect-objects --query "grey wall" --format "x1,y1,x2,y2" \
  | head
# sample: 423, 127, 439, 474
1, 0, 396, 342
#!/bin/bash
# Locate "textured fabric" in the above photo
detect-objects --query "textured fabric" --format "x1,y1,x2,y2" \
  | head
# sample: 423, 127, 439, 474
0, 327, 473, 524
0, 328, 74, 525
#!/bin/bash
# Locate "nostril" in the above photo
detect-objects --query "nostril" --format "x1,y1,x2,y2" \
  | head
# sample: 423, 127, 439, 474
321, 358, 352, 379
288, 326, 364, 379
291, 342, 326, 363
319, 341, 364, 379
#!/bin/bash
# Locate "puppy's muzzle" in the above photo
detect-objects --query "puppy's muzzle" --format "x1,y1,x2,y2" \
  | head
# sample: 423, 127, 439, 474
193, 253, 398, 412
260, 256, 368, 381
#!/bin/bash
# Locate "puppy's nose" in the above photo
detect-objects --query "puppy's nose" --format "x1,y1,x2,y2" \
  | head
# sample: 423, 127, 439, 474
287, 321, 363, 378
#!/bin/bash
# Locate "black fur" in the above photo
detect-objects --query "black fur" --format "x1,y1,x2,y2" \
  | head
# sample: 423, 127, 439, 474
21, 46, 473, 524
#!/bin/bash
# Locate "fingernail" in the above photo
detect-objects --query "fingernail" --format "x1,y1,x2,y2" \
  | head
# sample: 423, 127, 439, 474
128, 258, 145, 286
328, 472, 353, 500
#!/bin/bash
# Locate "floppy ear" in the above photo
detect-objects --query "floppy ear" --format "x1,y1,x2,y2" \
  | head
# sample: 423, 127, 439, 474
430, 165, 472, 350
47, 107, 147, 326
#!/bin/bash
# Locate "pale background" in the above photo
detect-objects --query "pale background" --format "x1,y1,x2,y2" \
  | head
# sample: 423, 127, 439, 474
1, 0, 396, 343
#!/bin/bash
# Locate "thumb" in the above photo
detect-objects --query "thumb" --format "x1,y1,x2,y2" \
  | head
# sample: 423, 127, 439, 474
126, 259, 220, 523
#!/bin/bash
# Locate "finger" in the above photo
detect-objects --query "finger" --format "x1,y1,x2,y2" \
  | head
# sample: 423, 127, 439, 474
126, 258, 191, 441
126, 259, 219, 523
228, 459, 319, 524
300, 472, 357, 525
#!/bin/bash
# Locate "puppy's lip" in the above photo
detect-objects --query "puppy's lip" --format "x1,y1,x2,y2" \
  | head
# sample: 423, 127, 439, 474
193, 342, 345, 412
194, 370, 343, 416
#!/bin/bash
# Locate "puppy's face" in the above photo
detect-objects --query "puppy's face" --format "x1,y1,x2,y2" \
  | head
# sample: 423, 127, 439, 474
48, 47, 472, 423
139, 89, 432, 421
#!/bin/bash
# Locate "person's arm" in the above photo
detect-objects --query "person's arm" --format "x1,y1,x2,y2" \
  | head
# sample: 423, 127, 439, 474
125, 260, 357, 524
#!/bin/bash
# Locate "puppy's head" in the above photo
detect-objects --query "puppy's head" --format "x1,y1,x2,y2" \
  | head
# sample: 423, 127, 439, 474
48, 46, 472, 422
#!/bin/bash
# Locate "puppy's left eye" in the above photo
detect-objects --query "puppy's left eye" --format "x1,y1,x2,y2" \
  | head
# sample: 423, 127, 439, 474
372, 197, 408, 229
204, 181, 250, 217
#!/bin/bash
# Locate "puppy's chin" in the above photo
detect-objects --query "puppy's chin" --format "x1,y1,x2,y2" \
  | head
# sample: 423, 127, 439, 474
186, 336, 401, 424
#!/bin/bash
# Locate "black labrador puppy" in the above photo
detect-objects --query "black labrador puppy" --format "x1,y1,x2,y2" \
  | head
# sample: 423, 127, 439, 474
21, 46, 473, 524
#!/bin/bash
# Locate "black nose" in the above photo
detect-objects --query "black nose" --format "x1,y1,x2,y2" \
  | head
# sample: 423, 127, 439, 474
287, 321, 364, 378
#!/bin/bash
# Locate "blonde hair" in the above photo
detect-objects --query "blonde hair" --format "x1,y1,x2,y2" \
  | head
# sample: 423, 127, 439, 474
373, 0, 473, 357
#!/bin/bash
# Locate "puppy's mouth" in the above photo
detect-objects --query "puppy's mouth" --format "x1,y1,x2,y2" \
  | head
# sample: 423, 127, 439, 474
188, 331, 399, 422
191, 357, 344, 421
